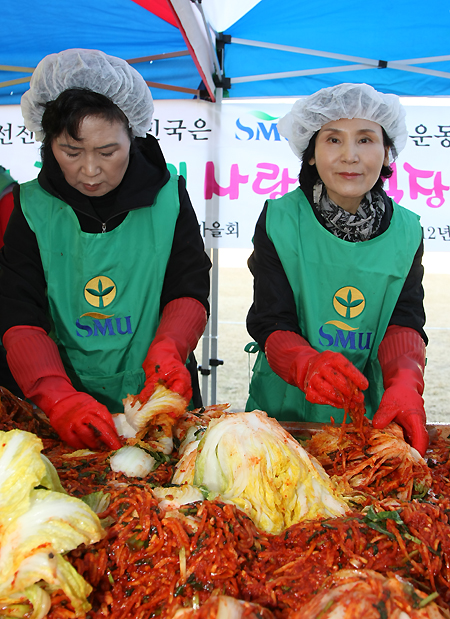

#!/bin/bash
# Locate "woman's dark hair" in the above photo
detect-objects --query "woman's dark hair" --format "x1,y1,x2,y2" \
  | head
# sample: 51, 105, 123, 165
298, 126, 395, 195
40, 88, 133, 163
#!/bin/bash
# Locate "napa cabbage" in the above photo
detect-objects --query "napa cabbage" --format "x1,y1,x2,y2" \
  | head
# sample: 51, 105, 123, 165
0, 429, 104, 617
123, 383, 186, 433
193, 411, 349, 534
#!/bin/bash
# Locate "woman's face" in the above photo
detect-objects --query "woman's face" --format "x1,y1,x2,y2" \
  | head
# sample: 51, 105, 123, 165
51, 115, 131, 197
309, 118, 390, 214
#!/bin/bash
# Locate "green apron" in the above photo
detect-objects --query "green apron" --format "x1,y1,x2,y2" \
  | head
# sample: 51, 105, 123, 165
246, 188, 422, 423
20, 176, 180, 411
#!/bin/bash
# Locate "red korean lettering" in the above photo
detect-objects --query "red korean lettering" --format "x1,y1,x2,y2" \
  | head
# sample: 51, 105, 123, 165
204, 162, 249, 200
252, 163, 297, 199
404, 162, 450, 208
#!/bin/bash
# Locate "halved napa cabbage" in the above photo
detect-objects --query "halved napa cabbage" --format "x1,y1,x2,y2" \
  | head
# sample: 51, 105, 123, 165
123, 383, 186, 434
0, 489, 106, 581
0, 429, 105, 617
0, 430, 45, 522
289, 569, 446, 619
193, 411, 349, 534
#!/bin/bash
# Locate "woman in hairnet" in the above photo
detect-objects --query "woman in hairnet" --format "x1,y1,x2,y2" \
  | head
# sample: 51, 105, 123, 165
246, 83, 428, 455
0, 49, 211, 451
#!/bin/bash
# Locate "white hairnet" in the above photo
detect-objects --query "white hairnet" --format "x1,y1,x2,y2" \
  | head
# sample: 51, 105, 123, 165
21, 48, 154, 140
277, 83, 407, 161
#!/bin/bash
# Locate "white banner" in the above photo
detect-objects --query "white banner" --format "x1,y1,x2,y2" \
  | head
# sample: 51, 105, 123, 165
1, 98, 450, 250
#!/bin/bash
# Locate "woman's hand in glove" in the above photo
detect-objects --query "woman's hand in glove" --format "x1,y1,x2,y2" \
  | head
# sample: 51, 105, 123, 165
265, 330, 368, 409
300, 350, 369, 407
139, 338, 193, 404
47, 392, 123, 451
137, 297, 208, 405
372, 386, 427, 456
3, 325, 122, 451
371, 325, 428, 457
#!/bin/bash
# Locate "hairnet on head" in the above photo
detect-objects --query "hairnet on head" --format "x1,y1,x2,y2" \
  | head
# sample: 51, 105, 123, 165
21, 48, 154, 140
277, 83, 407, 161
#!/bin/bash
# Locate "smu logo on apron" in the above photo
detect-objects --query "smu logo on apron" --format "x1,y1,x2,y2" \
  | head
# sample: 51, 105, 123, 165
318, 286, 372, 351
75, 275, 133, 338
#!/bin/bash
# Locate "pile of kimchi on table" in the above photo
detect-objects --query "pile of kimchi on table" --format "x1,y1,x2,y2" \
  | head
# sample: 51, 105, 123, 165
1, 383, 450, 619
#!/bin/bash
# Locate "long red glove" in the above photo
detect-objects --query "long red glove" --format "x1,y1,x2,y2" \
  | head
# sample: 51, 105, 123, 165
3, 326, 122, 451
137, 297, 207, 404
265, 330, 368, 408
372, 325, 428, 456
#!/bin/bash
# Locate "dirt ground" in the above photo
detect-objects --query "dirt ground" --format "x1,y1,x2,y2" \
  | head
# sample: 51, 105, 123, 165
198, 252, 450, 423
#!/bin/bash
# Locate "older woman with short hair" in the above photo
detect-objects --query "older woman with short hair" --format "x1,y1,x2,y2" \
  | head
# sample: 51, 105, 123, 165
0, 49, 211, 450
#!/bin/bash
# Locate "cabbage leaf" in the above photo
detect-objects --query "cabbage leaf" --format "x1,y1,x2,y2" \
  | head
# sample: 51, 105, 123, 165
0, 584, 51, 619
0, 430, 45, 522
39, 454, 67, 494
151, 484, 204, 511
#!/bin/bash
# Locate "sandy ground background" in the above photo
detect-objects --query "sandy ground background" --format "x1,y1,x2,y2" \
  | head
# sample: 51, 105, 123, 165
196, 250, 450, 423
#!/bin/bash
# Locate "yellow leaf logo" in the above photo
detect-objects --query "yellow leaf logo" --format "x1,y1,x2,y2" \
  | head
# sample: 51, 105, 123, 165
333, 286, 365, 319
84, 276, 116, 308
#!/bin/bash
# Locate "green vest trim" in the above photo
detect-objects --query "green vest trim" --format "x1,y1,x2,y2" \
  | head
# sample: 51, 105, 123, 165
20, 176, 180, 411
247, 188, 422, 423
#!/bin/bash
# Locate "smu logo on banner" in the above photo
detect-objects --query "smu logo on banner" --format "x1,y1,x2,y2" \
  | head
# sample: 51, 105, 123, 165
235, 111, 283, 142
318, 286, 372, 351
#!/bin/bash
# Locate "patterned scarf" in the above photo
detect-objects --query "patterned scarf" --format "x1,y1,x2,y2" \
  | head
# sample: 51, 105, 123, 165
312, 180, 385, 242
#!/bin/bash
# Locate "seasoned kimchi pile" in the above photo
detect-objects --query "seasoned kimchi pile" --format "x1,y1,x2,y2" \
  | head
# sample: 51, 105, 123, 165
2, 385, 450, 619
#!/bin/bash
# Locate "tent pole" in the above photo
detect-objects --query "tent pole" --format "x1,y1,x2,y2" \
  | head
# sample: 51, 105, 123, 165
227, 38, 450, 83
209, 247, 220, 404
229, 63, 450, 86
200, 85, 223, 406
208, 85, 224, 405
0, 77, 31, 89
200, 247, 221, 406
200, 258, 211, 405
192, 0, 222, 79
230, 64, 369, 85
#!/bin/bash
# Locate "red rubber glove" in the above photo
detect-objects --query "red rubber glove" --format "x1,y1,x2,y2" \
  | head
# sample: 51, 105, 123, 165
3, 326, 122, 451
372, 325, 428, 456
0, 189, 15, 249
137, 297, 207, 404
265, 330, 368, 408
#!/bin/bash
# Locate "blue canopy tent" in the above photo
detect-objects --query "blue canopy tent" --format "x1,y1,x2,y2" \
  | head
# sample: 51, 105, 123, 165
219, 0, 450, 98
0, 0, 218, 104
3, 0, 450, 104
